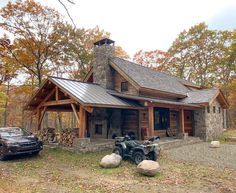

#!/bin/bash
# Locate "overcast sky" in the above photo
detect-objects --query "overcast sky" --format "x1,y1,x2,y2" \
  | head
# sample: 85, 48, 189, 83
1, 0, 236, 56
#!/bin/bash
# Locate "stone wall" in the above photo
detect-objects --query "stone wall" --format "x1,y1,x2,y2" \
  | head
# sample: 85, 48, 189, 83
88, 108, 122, 139
194, 99, 224, 141
205, 100, 223, 141
93, 44, 115, 89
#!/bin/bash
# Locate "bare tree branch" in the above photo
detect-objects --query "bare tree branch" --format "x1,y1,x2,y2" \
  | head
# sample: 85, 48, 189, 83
58, 0, 76, 28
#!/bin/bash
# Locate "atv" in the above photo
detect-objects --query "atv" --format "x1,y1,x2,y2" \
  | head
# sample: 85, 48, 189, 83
113, 136, 160, 164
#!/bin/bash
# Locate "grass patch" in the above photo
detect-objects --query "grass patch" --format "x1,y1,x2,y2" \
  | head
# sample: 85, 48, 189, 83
0, 146, 236, 193
219, 129, 236, 144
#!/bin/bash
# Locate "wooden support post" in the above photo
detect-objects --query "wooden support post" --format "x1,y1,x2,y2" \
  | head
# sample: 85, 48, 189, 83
38, 107, 47, 130
55, 86, 59, 102
180, 109, 185, 133
71, 104, 80, 124
71, 104, 86, 138
79, 106, 86, 138
148, 106, 154, 136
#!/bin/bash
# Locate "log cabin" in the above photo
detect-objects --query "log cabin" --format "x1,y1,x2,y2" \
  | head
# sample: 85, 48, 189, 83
26, 38, 229, 142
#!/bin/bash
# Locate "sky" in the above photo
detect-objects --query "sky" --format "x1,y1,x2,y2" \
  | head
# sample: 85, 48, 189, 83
1, 0, 236, 57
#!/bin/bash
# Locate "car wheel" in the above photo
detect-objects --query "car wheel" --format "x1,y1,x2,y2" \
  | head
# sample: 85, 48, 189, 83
133, 151, 145, 165
0, 146, 7, 161
31, 151, 40, 156
113, 147, 123, 158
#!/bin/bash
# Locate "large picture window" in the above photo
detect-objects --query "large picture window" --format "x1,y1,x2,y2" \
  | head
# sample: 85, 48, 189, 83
154, 107, 170, 130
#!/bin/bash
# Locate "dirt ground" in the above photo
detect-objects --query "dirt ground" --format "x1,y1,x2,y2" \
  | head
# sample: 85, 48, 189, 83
0, 145, 236, 193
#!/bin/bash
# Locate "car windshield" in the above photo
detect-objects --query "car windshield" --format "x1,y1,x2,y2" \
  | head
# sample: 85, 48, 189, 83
0, 128, 29, 138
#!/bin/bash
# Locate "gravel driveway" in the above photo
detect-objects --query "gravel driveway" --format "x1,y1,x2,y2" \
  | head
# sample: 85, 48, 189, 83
166, 142, 236, 170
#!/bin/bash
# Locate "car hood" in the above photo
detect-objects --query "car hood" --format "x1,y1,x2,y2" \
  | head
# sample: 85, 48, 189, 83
2, 135, 38, 144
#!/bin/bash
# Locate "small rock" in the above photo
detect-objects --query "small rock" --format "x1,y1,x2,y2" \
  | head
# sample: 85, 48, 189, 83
210, 141, 220, 148
137, 160, 160, 177
100, 153, 122, 168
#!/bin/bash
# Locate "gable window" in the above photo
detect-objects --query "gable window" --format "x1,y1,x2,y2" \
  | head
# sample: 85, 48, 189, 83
207, 106, 210, 113
218, 107, 221, 113
121, 81, 128, 92
213, 106, 216, 113
154, 107, 170, 130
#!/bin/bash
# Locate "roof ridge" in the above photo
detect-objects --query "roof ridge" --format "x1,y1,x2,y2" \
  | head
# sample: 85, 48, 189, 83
48, 76, 99, 85
113, 57, 198, 87
187, 88, 219, 93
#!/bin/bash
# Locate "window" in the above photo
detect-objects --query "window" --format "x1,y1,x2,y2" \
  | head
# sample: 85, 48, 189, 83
213, 106, 216, 113
154, 107, 170, 130
121, 81, 128, 92
207, 106, 210, 113
95, 124, 102, 135
218, 107, 221, 113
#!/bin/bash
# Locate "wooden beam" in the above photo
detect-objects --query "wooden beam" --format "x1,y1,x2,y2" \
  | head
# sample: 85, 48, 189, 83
36, 108, 41, 131
148, 106, 154, 136
180, 109, 185, 133
35, 88, 56, 113
55, 86, 59, 102
79, 106, 86, 138
71, 104, 80, 124
38, 106, 47, 130
83, 106, 94, 113
43, 99, 77, 106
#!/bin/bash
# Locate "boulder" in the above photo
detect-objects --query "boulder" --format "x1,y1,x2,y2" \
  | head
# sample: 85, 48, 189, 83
210, 141, 220, 148
137, 160, 160, 177
100, 153, 122, 168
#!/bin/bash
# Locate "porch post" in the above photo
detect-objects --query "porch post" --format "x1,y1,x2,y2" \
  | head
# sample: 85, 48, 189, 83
180, 108, 185, 133
79, 106, 86, 138
148, 106, 154, 136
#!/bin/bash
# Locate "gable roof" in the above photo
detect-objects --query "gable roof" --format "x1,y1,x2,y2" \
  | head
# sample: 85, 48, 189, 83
27, 77, 141, 109
180, 88, 229, 108
110, 57, 194, 97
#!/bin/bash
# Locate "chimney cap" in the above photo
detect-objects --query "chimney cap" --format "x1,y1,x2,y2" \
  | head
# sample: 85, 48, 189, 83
94, 38, 115, 46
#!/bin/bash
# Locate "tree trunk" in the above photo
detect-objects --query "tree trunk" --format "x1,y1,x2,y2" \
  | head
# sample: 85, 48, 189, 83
3, 81, 10, 127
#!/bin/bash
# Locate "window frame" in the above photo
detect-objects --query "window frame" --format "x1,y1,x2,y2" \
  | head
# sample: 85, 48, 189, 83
154, 107, 170, 130
207, 106, 210, 113
213, 106, 216, 113
121, 81, 128, 92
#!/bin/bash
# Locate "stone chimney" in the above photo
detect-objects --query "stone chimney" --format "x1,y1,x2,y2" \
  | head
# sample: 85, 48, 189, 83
93, 38, 115, 89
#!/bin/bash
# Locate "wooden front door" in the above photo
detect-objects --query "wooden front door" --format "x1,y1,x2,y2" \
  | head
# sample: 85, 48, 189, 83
121, 109, 139, 139
184, 110, 193, 136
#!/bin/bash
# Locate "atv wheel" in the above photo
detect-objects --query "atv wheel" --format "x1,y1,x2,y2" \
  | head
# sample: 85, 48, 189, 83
133, 151, 145, 165
113, 147, 123, 158
148, 152, 158, 161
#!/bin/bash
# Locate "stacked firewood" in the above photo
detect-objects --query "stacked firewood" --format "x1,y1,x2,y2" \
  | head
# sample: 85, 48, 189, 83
58, 128, 79, 147
38, 127, 57, 143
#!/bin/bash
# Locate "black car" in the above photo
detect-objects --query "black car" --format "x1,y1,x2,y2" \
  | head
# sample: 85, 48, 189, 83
113, 136, 160, 164
0, 127, 43, 160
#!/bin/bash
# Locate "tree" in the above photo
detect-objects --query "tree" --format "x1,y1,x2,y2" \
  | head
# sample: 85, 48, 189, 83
0, 0, 63, 87
133, 49, 169, 71
167, 23, 235, 87
115, 46, 130, 60
54, 23, 129, 80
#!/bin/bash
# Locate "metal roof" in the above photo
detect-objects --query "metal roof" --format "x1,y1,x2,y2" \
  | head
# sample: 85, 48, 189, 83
108, 91, 201, 108
50, 77, 139, 108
